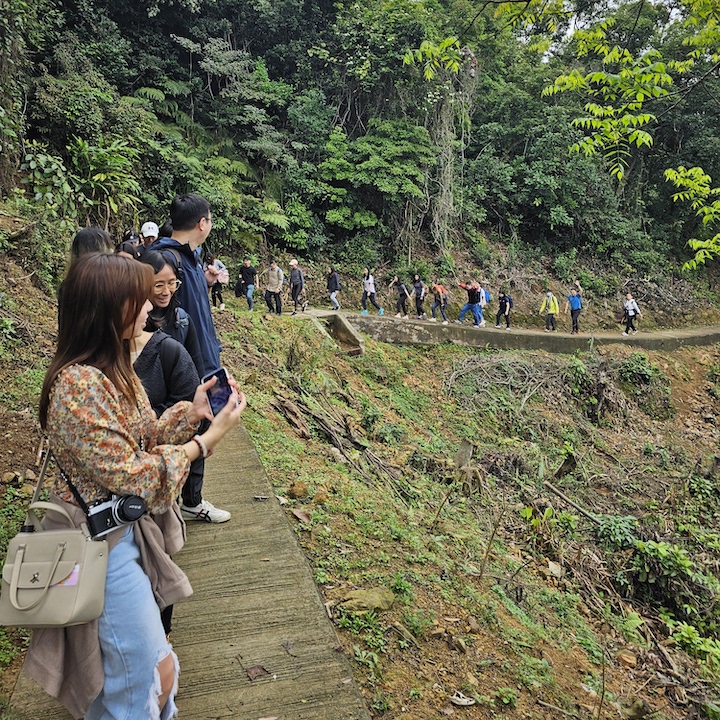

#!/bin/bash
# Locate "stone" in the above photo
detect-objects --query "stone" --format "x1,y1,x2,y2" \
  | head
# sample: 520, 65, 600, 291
312, 490, 329, 505
24, 469, 36, 481
624, 697, 651, 718
337, 586, 395, 613
288, 481, 309, 499
616, 649, 637, 668
467, 616, 481, 633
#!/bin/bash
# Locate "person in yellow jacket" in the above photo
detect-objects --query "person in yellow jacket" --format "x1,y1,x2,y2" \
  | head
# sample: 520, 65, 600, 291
539, 288, 559, 332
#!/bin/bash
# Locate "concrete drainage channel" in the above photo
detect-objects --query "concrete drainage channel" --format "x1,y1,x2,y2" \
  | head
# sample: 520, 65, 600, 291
320, 313, 365, 356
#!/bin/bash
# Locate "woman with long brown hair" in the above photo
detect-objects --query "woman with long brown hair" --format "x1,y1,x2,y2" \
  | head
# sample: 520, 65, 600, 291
30, 253, 245, 719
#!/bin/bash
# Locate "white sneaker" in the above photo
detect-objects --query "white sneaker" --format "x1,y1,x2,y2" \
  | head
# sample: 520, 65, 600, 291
219, 303, 225, 310
181, 499, 231, 523
632, 330, 638, 335
442, 321, 448, 325
402, 315, 409, 319
622, 331, 628, 336
394, 313, 402, 318
479, 321, 486, 327
495, 324, 501, 328
428, 317, 436, 322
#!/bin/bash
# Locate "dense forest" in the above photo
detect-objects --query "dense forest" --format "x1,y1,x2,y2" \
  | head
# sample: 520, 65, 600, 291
2, 0, 720, 282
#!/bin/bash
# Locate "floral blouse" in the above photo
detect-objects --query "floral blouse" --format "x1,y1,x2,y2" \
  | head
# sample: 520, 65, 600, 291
47, 364, 198, 514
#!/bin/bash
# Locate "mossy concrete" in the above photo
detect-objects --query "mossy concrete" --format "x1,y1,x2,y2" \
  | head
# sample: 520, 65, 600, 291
346, 314, 720, 353
9, 424, 369, 720
322, 313, 365, 355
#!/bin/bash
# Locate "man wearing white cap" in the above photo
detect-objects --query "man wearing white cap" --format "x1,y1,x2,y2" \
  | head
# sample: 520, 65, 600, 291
140, 221, 159, 252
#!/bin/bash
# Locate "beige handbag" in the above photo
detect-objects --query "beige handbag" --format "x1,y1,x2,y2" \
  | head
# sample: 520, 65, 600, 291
0, 450, 108, 628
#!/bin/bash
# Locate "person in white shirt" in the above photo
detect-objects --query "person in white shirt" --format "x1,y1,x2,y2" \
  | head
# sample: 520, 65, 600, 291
361, 268, 384, 316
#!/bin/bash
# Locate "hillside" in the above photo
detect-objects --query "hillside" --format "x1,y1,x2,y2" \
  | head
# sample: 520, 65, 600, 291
2, 255, 720, 718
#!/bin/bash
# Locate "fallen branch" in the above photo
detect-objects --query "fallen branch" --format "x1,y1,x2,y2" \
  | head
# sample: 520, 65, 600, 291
4, 222, 37, 241
543, 480, 601, 525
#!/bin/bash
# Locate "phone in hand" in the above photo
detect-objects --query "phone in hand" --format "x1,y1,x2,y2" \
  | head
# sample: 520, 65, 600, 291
201, 367, 234, 416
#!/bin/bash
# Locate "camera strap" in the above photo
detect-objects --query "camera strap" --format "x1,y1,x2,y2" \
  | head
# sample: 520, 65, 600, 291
50, 452, 93, 518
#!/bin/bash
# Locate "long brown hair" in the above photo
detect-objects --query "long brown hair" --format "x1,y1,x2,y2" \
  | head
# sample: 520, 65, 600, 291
40, 253, 152, 428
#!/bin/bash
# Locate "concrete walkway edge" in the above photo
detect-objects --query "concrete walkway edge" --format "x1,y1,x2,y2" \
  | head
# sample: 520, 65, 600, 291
9, 424, 370, 720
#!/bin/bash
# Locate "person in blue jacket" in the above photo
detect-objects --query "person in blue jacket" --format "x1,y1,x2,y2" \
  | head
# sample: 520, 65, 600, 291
151, 194, 221, 378
563, 280, 583, 335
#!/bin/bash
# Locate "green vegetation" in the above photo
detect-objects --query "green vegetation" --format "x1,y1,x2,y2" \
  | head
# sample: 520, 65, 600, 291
220, 309, 720, 716
2, 0, 720, 287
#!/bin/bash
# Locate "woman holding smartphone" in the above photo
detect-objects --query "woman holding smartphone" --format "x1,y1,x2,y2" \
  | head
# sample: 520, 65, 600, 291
29, 253, 245, 719
141, 249, 231, 523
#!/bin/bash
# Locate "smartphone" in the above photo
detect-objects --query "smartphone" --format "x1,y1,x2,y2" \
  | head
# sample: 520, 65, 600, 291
201, 367, 234, 416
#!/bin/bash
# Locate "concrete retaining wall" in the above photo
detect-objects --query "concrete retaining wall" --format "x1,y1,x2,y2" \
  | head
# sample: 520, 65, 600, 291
347, 315, 720, 353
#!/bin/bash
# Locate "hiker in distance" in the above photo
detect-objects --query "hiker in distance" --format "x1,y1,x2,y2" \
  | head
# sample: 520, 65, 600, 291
236, 257, 258, 310
456, 279, 485, 327
429, 280, 449, 324
539, 288, 559, 332
564, 280, 583, 335
327, 266, 341, 310
495, 290, 513, 329
264, 260, 284, 315
289, 258, 307, 315
622, 292, 642, 335
361, 268, 384, 316
411, 274, 427, 319
389, 275, 410, 318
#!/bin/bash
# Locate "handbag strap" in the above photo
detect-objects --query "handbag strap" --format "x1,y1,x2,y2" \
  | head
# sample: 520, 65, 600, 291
8, 541, 67, 611
29, 445, 51, 506
23, 445, 93, 532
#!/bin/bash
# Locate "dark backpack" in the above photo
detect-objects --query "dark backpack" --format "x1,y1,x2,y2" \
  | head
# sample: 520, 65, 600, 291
158, 335, 182, 397
507, 295, 514, 309
161, 248, 185, 285
172, 307, 190, 346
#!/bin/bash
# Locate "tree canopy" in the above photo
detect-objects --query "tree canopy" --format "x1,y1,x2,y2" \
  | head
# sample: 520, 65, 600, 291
2, 0, 720, 273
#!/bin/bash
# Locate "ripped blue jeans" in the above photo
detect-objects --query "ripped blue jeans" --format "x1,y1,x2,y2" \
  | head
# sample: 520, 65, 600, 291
86, 528, 178, 720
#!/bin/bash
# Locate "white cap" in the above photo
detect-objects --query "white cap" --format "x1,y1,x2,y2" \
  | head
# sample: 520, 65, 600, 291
289, 258, 298, 266
140, 221, 159, 238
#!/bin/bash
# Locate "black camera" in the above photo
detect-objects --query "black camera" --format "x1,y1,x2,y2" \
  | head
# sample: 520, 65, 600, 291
87, 494, 147, 539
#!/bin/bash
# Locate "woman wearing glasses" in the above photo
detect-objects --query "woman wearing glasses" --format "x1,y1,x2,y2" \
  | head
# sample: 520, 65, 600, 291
140, 250, 203, 373
139, 250, 232, 525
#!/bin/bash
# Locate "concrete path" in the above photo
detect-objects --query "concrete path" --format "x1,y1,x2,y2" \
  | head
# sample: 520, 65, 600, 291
309, 309, 720, 353
9, 425, 369, 720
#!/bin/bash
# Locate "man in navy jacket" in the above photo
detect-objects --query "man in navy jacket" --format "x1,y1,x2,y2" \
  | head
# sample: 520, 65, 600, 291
153, 194, 221, 378
152, 194, 231, 524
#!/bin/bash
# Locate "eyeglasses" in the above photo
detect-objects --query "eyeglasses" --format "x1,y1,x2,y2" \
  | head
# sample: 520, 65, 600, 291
153, 280, 182, 292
